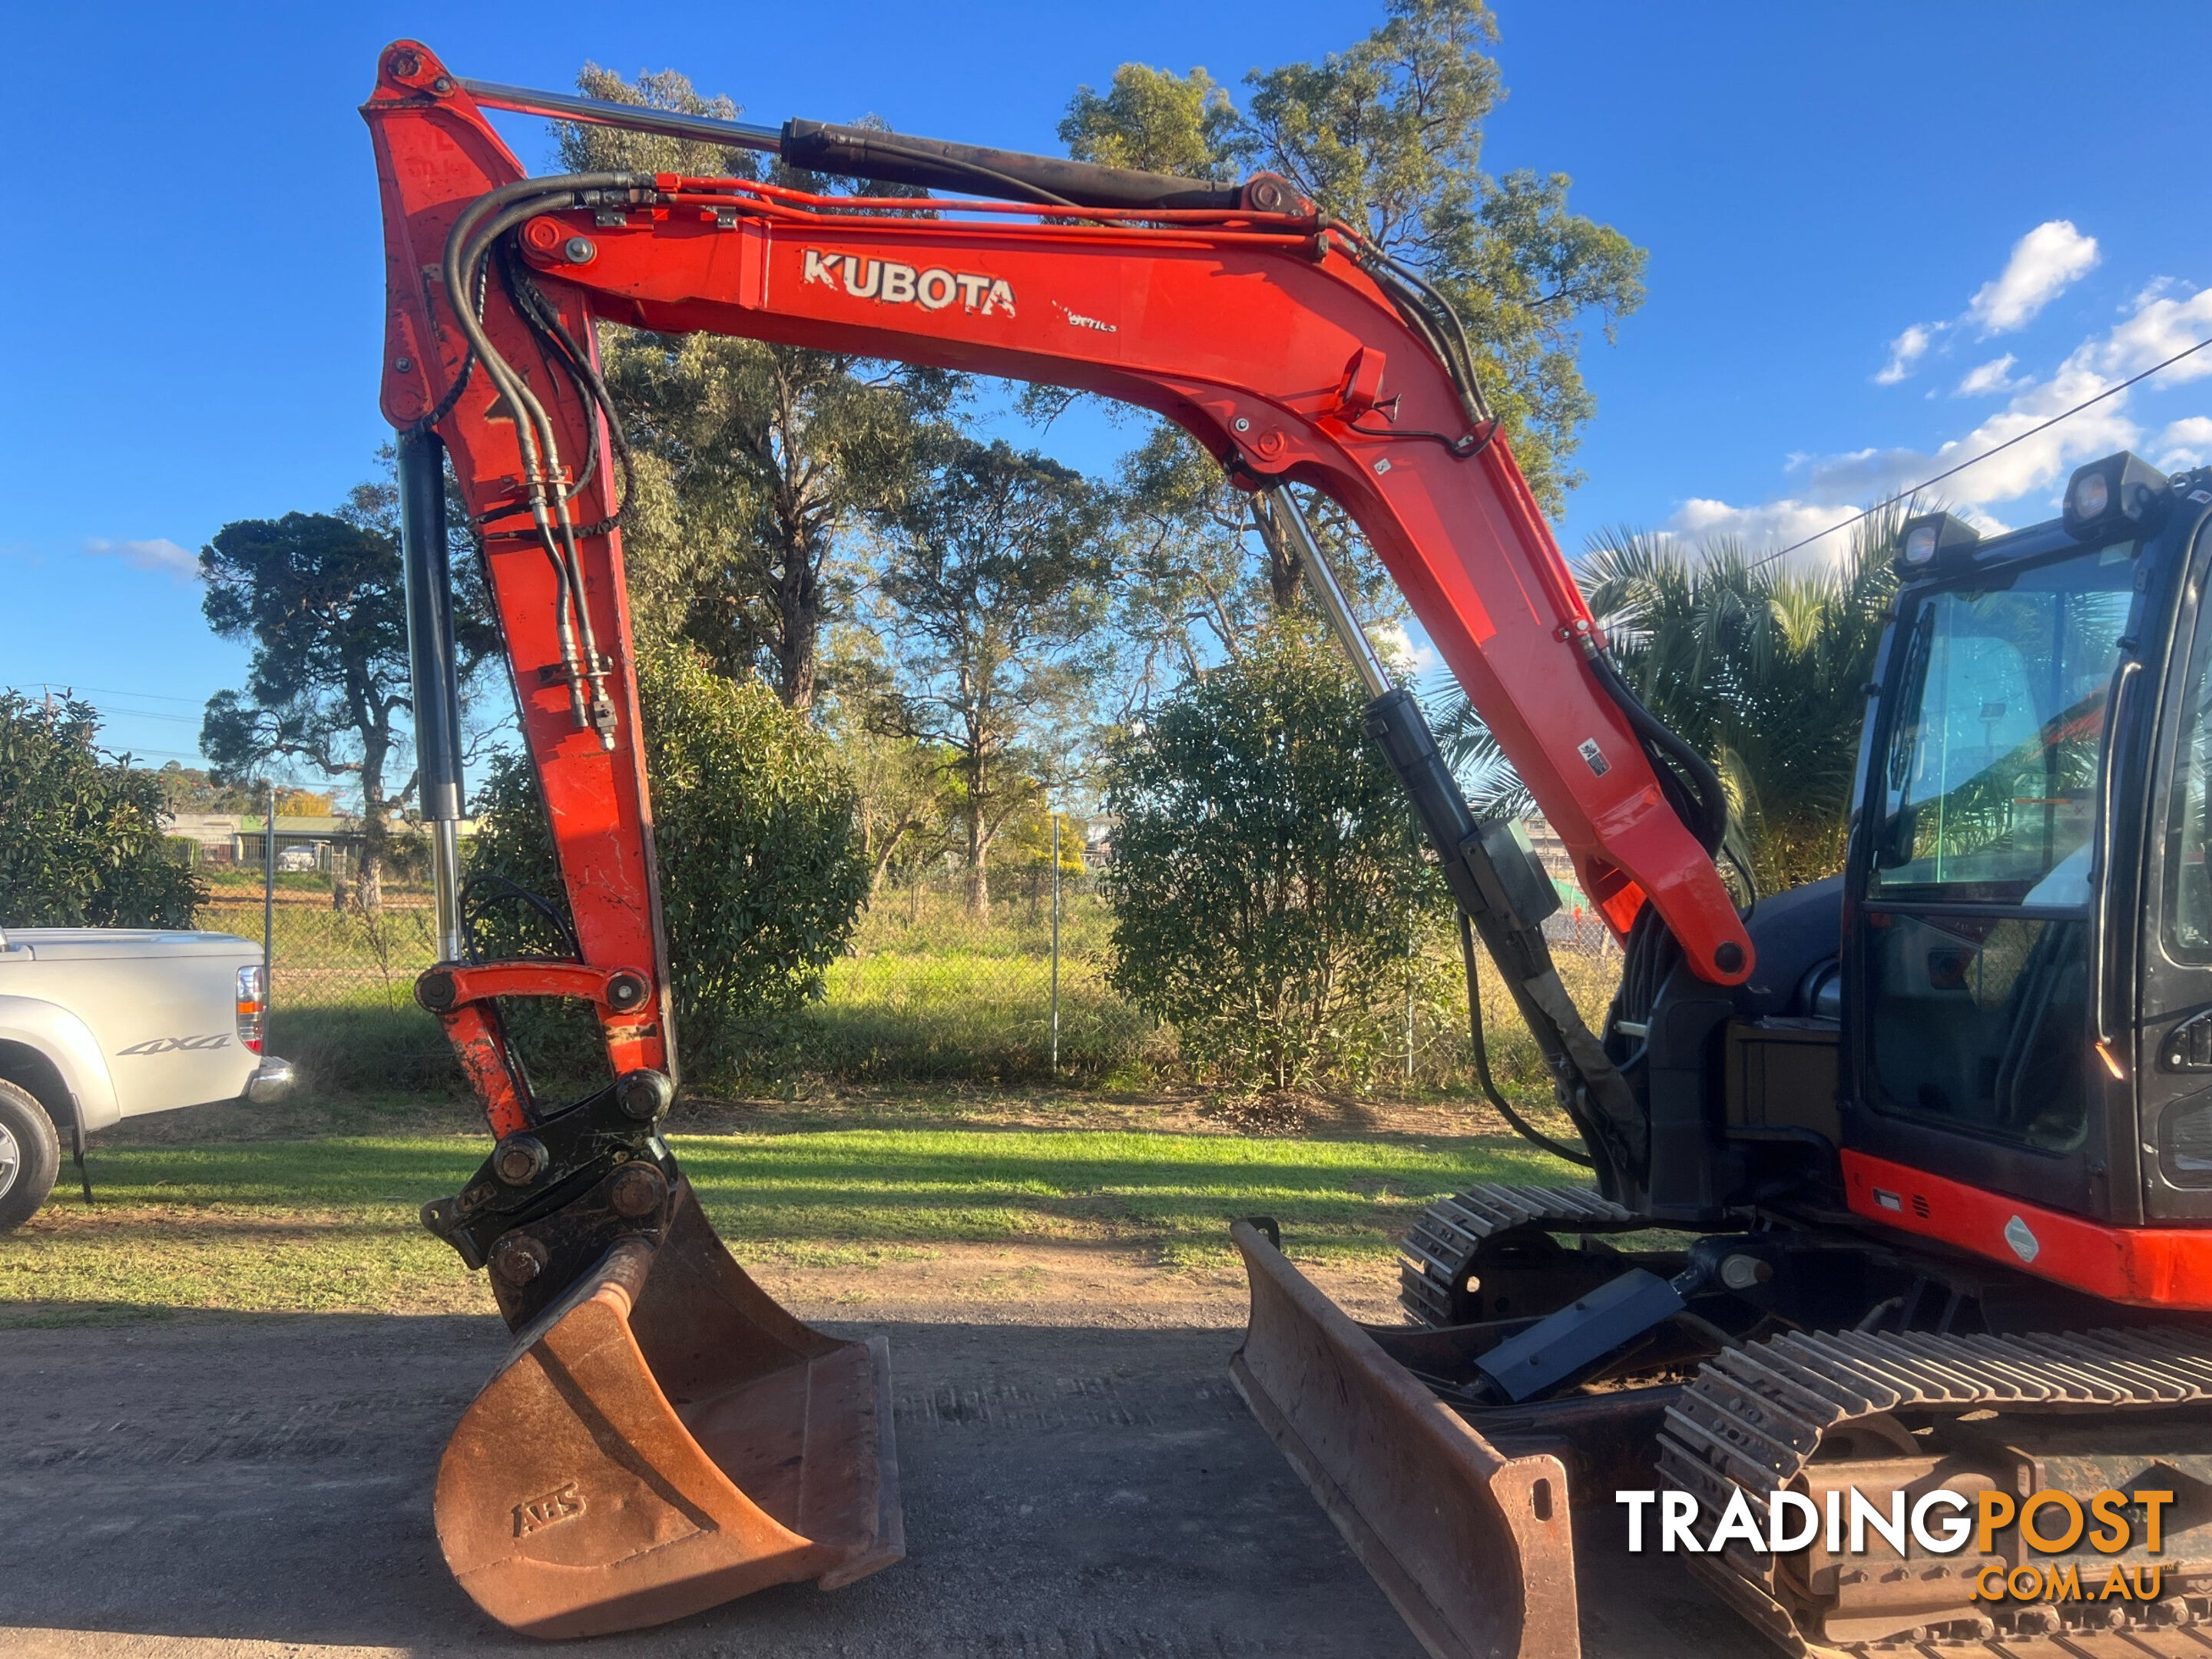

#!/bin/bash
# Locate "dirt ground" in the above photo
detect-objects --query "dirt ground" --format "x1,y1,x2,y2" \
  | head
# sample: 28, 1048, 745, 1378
0, 1088, 1766, 1656
0, 1296, 1768, 1659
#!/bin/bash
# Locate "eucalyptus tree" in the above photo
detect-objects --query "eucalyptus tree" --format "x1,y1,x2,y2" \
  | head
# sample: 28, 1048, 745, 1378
558, 67, 957, 708
872, 436, 1113, 914
1063, 0, 1647, 518
199, 459, 495, 912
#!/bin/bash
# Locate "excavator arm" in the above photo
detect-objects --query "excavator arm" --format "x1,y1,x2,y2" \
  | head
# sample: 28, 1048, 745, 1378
363, 40, 1740, 1649
365, 43, 1749, 1008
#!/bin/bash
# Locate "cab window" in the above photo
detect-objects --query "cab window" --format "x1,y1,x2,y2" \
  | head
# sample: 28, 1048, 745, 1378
1863, 544, 2134, 1151
1872, 545, 2134, 904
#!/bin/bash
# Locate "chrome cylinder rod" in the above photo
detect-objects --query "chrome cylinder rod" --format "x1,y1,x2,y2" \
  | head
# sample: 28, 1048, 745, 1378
1262, 486, 1391, 697
397, 427, 469, 965
460, 78, 783, 154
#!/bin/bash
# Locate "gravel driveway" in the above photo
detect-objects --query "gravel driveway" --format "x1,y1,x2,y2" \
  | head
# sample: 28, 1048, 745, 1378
0, 1309, 1763, 1657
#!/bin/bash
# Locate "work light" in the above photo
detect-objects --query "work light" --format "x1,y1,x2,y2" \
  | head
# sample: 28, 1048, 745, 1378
1897, 511, 1981, 574
2063, 451, 2171, 541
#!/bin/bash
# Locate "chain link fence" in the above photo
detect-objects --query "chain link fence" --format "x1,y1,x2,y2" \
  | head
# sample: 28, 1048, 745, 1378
199, 842, 1624, 1098
802, 866, 1153, 1083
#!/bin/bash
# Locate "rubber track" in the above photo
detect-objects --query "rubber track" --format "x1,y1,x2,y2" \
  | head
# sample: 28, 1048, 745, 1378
1396, 1184, 1640, 1326
1656, 1324, 2212, 1654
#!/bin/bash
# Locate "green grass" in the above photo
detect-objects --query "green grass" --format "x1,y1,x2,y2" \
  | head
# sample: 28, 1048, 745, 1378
792, 887, 1152, 1083
0, 1124, 1581, 1320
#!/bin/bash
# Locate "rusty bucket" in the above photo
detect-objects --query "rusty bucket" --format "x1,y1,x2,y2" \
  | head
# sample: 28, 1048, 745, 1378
1230, 1220, 1581, 1659
435, 1181, 902, 1638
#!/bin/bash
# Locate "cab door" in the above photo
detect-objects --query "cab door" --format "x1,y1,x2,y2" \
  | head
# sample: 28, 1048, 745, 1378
1842, 535, 2147, 1221
2134, 508, 2212, 1219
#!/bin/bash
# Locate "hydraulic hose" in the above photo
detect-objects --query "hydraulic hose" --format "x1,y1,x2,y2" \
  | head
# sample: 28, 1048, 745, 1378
1461, 913, 1592, 1167
1581, 643, 1728, 856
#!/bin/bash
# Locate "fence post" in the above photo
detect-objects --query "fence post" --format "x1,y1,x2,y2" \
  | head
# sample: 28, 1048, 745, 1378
1050, 813, 1061, 1079
262, 780, 276, 1035
1405, 900, 1416, 1088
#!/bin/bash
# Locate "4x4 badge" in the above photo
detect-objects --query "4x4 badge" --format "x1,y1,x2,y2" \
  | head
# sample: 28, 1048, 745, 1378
117, 1035, 230, 1055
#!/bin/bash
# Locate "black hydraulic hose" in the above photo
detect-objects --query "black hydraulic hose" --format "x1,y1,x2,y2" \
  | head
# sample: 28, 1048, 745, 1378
1367, 255, 1492, 427
1460, 912, 1592, 1167
498, 246, 637, 533
778, 119, 1243, 211
441, 175, 650, 741
459, 873, 581, 965
1581, 644, 1728, 856
494, 243, 602, 504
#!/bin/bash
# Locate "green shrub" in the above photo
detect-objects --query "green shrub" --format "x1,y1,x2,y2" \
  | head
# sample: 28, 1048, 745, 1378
469, 645, 869, 1081
0, 693, 204, 928
1101, 629, 1436, 1091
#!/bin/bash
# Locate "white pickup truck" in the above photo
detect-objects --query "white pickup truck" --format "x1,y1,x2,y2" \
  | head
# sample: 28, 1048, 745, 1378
0, 926, 294, 1231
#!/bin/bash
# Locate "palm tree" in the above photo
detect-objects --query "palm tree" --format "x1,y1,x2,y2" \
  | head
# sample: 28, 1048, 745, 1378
1436, 505, 1906, 895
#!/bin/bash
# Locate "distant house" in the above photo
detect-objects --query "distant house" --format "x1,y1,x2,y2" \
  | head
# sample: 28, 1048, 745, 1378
163, 812, 472, 876
232, 815, 362, 876
167, 813, 250, 859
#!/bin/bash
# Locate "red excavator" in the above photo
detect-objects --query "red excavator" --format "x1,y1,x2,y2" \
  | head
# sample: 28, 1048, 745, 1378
367, 42, 2212, 1655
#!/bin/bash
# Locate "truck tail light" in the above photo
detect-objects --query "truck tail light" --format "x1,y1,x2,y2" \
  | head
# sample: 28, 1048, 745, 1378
237, 964, 267, 1055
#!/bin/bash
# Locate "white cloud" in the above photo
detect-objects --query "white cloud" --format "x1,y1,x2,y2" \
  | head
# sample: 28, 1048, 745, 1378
1876, 221, 2102, 387
1895, 356, 2139, 508
1374, 621, 1442, 678
1667, 498, 1863, 566
1875, 323, 1934, 385
2158, 416, 2212, 471
1966, 220, 2099, 335
84, 537, 197, 580
1955, 354, 2019, 396
2089, 283, 2212, 381
1796, 445, 1930, 503
1667, 276, 2212, 565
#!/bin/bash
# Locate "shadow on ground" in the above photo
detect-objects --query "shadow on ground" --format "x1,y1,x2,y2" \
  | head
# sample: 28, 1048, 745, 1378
0, 1308, 1757, 1658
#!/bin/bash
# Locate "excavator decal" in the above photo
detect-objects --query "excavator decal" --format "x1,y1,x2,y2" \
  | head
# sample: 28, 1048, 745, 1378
800, 247, 1018, 314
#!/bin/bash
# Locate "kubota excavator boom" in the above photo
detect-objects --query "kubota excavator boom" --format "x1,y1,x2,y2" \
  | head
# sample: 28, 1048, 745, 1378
364, 36, 1734, 1641
369, 41, 2212, 1659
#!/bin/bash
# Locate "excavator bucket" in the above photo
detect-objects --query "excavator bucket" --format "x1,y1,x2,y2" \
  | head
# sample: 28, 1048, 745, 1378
433, 1181, 902, 1638
1229, 1220, 1580, 1659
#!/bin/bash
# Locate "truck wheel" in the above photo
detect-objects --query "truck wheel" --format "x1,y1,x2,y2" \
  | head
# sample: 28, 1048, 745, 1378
0, 1080, 61, 1233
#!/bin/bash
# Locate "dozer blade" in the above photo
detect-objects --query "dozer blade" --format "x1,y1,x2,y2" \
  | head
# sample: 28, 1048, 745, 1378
435, 1180, 902, 1638
1229, 1220, 1580, 1659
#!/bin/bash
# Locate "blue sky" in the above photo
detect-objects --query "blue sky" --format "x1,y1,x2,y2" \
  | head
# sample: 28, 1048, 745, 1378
5, 2, 2209, 774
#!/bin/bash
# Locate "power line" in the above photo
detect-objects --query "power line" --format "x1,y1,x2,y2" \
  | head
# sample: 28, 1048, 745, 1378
1745, 332, 2212, 573
81, 704, 203, 726
16, 679, 204, 704
102, 747, 207, 763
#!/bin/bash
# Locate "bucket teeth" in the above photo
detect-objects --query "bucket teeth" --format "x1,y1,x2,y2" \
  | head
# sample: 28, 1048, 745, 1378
434, 1179, 902, 1637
